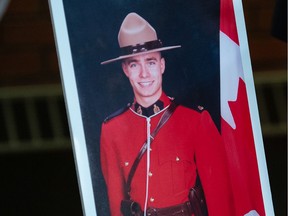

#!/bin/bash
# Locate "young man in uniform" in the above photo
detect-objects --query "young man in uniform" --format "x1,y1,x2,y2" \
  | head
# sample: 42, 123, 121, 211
100, 12, 233, 216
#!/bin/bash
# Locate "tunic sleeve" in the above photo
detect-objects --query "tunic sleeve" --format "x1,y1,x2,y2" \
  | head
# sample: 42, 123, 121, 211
195, 111, 234, 215
100, 123, 125, 216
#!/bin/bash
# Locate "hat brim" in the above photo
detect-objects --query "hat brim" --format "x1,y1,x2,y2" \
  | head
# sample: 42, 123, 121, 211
101, 45, 181, 65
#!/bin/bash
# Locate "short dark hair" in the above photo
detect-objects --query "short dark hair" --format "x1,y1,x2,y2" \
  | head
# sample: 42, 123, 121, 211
121, 51, 163, 64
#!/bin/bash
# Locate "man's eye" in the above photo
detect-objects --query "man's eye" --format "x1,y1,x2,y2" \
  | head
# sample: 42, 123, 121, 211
148, 61, 156, 66
129, 63, 137, 68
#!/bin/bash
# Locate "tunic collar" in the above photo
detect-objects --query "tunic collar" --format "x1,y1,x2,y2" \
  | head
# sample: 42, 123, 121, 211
132, 92, 172, 117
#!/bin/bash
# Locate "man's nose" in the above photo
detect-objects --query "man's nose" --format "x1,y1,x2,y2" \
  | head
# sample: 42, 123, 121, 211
139, 64, 149, 78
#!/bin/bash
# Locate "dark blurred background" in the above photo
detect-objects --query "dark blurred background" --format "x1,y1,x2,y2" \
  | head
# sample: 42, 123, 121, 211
0, 0, 286, 215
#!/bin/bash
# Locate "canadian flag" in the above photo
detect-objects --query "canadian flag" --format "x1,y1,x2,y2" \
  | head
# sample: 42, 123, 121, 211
220, 0, 266, 215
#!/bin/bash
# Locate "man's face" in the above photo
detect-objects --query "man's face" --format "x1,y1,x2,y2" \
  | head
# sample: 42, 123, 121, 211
122, 52, 165, 107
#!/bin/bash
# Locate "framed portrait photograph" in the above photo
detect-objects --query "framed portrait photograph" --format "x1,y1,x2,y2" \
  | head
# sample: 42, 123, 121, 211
49, 0, 274, 215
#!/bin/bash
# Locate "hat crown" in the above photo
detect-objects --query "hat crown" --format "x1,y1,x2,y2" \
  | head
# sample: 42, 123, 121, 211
118, 13, 158, 48
100, 12, 180, 65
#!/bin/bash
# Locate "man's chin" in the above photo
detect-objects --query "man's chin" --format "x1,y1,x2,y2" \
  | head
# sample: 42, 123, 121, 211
135, 91, 162, 103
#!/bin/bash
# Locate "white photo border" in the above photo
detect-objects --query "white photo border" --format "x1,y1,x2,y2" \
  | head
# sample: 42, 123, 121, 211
48, 0, 275, 215
233, 0, 274, 214
48, 1, 97, 215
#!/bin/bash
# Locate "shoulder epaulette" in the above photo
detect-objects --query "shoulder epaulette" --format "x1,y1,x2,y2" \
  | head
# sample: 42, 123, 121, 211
173, 98, 204, 113
103, 103, 131, 123
189, 104, 205, 113
194, 105, 205, 113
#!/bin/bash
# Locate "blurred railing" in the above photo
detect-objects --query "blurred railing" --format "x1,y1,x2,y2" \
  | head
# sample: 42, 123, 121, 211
254, 70, 287, 137
0, 84, 70, 152
0, 70, 286, 152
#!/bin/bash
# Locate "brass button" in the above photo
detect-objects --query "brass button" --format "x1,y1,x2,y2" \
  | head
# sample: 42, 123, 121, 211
176, 156, 180, 161
150, 197, 155, 202
124, 162, 129, 166
148, 171, 153, 177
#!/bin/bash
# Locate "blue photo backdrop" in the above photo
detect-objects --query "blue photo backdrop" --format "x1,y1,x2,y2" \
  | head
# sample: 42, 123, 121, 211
62, 0, 220, 215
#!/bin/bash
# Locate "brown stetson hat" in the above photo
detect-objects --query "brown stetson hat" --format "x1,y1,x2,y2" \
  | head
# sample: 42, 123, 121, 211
101, 12, 181, 65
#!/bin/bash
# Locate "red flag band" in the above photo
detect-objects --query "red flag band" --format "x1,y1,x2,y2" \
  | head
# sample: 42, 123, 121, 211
220, 0, 266, 215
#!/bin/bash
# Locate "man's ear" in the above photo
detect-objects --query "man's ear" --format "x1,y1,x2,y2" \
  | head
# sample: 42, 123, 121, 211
122, 62, 129, 77
160, 57, 165, 74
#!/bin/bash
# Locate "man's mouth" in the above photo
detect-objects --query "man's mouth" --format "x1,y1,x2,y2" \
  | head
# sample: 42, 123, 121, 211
138, 81, 153, 87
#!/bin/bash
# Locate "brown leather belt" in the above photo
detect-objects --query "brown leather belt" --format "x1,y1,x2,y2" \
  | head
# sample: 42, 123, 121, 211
146, 201, 193, 216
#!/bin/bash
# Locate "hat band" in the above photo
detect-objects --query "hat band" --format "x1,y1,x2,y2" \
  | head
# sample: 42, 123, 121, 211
120, 40, 163, 56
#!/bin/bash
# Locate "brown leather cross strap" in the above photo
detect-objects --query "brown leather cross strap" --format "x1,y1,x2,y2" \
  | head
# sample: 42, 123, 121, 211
125, 101, 179, 199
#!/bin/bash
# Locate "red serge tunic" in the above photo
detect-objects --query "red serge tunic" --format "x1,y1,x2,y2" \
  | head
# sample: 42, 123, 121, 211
100, 93, 233, 216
